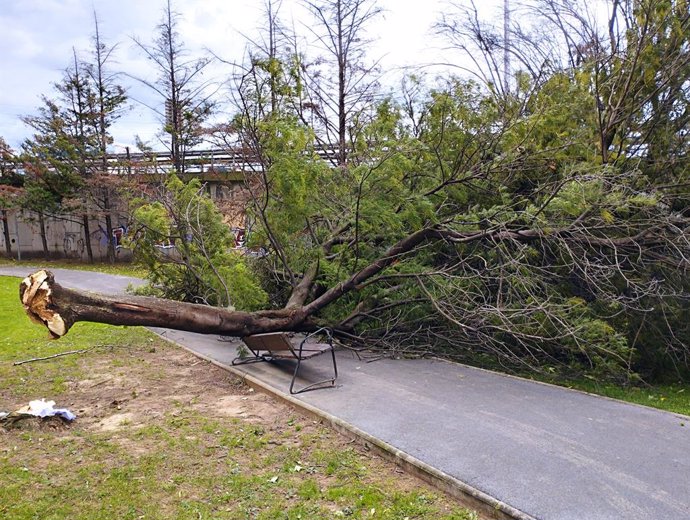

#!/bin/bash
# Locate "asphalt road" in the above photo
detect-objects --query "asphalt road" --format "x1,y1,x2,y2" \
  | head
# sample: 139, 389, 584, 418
3, 265, 690, 520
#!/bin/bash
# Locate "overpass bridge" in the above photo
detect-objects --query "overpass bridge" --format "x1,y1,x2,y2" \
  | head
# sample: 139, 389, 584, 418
105, 145, 341, 175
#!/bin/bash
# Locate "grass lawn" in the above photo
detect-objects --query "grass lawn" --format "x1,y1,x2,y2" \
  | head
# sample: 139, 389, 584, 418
0, 275, 477, 520
555, 379, 690, 417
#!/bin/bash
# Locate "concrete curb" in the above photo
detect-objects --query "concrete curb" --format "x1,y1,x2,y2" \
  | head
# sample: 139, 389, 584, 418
163, 334, 536, 520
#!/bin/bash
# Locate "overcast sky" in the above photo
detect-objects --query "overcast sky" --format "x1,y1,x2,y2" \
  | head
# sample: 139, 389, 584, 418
0, 0, 500, 151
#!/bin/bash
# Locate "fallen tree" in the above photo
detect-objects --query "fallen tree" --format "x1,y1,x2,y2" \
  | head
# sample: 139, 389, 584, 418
20, 225, 537, 338
18, 159, 690, 382
17, 2, 690, 382
20, 205, 689, 379
20, 270, 309, 338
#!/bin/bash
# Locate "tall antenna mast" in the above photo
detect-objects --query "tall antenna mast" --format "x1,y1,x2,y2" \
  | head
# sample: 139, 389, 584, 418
504, 0, 510, 92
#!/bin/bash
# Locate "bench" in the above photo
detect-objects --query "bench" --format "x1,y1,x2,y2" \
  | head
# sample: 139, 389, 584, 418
232, 328, 338, 394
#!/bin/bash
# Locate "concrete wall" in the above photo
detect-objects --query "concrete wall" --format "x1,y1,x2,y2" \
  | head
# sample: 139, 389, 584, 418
0, 175, 248, 262
0, 210, 132, 261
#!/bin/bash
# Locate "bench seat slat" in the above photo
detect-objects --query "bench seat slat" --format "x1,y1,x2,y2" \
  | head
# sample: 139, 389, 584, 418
262, 342, 332, 359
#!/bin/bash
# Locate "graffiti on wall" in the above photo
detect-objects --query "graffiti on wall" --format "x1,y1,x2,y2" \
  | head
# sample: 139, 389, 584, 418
63, 232, 85, 258
113, 226, 127, 247
91, 225, 128, 249
1, 210, 133, 260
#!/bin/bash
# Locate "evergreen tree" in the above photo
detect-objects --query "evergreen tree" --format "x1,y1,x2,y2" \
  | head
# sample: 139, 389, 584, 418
131, 0, 214, 174
21, 16, 126, 261
83, 12, 128, 262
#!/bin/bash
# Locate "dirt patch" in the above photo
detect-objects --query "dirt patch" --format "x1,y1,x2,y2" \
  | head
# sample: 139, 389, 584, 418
98, 412, 138, 431
58, 348, 251, 427
1, 339, 478, 520
2, 345, 256, 431
4, 343, 315, 440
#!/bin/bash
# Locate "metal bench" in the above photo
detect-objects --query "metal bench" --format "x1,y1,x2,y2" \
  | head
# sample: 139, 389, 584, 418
232, 328, 338, 394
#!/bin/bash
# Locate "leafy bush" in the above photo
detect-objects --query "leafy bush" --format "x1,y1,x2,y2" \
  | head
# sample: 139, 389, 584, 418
127, 175, 268, 311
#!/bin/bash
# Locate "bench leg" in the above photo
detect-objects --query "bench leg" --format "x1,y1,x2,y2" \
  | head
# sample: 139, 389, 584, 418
231, 356, 265, 366
232, 347, 266, 366
289, 347, 338, 395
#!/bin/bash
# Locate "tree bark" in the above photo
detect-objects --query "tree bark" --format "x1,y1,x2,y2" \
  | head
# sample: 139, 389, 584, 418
82, 213, 94, 263
105, 211, 115, 264
20, 270, 312, 339
285, 261, 319, 308
38, 212, 49, 259
1, 209, 11, 258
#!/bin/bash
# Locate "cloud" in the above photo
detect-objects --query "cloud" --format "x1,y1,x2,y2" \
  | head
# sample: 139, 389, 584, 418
0, 0, 459, 150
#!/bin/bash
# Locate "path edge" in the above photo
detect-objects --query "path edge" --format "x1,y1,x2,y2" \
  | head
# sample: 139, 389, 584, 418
162, 334, 537, 520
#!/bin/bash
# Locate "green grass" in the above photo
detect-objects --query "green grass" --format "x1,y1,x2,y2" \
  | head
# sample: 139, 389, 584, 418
0, 275, 150, 399
555, 379, 690, 417
0, 275, 477, 520
0, 257, 147, 278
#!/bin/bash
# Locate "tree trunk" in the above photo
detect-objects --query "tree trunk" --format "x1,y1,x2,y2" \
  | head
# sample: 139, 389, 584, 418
20, 270, 312, 339
38, 212, 49, 259
1, 209, 11, 258
82, 214, 94, 263
105, 211, 115, 264
19, 229, 445, 339
285, 262, 319, 308
337, 3, 347, 167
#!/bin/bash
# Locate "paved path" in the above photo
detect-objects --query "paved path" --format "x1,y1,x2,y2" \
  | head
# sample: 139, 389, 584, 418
3, 266, 690, 520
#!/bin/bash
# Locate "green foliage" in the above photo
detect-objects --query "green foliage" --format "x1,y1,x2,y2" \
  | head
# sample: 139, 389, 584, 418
0, 138, 23, 188
18, 35, 127, 262
233, 65, 653, 378
129, 175, 267, 311
20, 95, 85, 214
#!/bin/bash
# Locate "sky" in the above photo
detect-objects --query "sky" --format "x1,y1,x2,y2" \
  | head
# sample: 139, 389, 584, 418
0, 0, 501, 152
